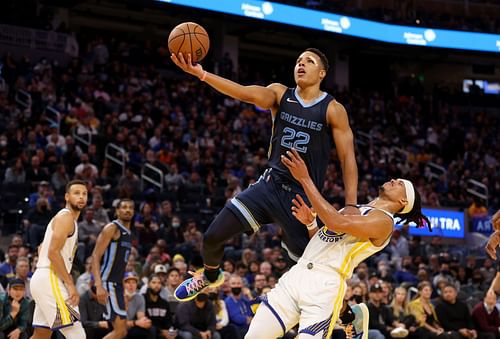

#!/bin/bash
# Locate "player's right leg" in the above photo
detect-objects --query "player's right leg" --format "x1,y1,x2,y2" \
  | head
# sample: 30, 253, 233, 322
245, 303, 289, 339
103, 282, 128, 338
30, 327, 52, 339
58, 321, 86, 339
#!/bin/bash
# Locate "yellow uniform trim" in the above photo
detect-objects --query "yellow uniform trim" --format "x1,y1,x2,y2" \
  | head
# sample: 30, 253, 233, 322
326, 242, 372, 338
50, 267, 71, 325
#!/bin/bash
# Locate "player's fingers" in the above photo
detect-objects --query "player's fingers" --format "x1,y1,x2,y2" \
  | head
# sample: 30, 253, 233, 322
292, 198, 301, 207
285, 150, 297, 162
280, 155, 293, 167
178, 52, 187, 64
291, 148, 301, 159
187, 53, 193, 65
296, 194, 307, 207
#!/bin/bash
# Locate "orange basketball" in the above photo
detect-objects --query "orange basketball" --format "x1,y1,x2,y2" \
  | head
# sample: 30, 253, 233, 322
168, 22, 210, 63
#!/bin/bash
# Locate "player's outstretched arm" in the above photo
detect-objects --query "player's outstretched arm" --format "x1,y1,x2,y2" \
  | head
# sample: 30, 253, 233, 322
329, 101, 358, 214
91, 223, 117, 304
171, 52, 284, 110
48, 212, 79, 307
291, 195, 319, 238
282, 149, 391, 243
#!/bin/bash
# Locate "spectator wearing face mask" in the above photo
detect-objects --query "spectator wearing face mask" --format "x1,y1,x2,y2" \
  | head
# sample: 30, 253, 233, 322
207, 287, 239, 339
176, 290, 220, 339
224, 275, 253, 338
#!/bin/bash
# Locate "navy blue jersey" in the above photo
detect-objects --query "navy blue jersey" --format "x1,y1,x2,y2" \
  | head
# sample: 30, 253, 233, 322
268, 88, 335, 189
100, 220, 132, 283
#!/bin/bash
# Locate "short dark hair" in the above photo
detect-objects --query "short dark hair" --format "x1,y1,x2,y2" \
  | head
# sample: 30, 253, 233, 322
65, 180, 87, 193
166, 267, 180, 276
305, 48, 329, 72
116, 198, 134, 209
394, 185, 431, 231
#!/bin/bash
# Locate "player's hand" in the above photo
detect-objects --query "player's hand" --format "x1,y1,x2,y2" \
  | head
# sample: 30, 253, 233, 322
170, 52, 204, 78
281, 148, 310, 183
341, 205, 360, 215
95, 285, 108, 305
486, 231, 500, 259
493, 210, 500, 231
66, 283, 80, 307
291, 194, 316, 226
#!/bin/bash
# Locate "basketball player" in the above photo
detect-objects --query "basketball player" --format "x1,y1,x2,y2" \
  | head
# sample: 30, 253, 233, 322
30, 180, 88, 339
171, 48, 359, 301
244, 149, 430, 339
485, 210, 500, 295
91, 199, 135, 339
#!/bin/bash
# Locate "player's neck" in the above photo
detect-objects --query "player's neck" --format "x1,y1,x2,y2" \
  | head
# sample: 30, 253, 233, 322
65, 205, 81, 220
369, 198, 397, 213
295, 86, 322, 102
117, 218, 131, 229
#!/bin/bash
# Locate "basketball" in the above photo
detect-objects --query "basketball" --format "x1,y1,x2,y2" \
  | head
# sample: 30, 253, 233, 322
168, 22, 210, 63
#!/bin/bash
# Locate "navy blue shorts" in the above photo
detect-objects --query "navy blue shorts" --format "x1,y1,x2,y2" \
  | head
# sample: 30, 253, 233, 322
103, 281, 127, 320
227, 168, 312, 261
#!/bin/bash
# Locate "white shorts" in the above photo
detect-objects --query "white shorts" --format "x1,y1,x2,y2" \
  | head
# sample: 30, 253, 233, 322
263, 259, 346, 337
31, 268, 81, 330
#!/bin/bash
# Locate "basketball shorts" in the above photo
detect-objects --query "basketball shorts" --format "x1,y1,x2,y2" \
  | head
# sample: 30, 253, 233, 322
262, 258, 346, 337
103, 281, 127, 320
31, 268, 80, 330
227, 168, 311, 261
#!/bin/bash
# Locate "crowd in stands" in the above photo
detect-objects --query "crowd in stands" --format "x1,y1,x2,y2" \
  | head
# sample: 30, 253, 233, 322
0, 27, 498, 338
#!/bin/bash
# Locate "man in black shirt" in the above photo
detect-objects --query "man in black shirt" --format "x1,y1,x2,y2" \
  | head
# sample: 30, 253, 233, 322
435, 283, 483, 339
79, 278, 109, 339
143, 274, 176, 339
176, 290, 220, 339
367, 283, 408, 338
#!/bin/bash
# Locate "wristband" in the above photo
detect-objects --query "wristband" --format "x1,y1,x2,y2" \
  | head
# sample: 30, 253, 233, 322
200, 71, 207, 81
307, 218, 318, 230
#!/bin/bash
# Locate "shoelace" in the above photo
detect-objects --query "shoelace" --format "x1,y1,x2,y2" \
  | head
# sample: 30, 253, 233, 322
185, 274, 207, 294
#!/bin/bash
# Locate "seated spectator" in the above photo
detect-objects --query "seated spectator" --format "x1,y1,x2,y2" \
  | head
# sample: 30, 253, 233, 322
14, 257, 31, 300
25, 155, 49, 185
123, 272, 154, 339
74, 153, 99, 180
91, 194, 110, 228
143, 274, 176, 339
251, 273, 267, 298
76, 257, 93, 296
471, 290, 499, 339
3, 157, 25, 184
224, 275, 253, 338
27, 181, 55, 209
433, 262, 456, 287
207, 287, 239, 339
22, 197, 54, 248
408, 281, 449, 338
50, 164, 69, 193
0, 245, 19, 286
435, 283, 484, 339
79, 276, 109, 339
394, 256, 419, 286
367, 283, 408, 338
0, 279, 30, 339
389, 287, 419, 338
163, 267, 181, 313
77, 207, 101, 264
176, 290, 220, 339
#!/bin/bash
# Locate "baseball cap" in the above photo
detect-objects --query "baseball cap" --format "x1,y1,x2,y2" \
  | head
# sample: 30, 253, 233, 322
123, 272, 139, 282
8, 278, 25, 288
370, 283, 383, 293
154, 265, 167, 274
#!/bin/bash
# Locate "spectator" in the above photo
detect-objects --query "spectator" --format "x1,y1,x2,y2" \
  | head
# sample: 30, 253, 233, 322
14, 257, 31, 300
3, 157, 26, 184
367, 283, 408, 338
50, 163, 69, 193
76, 257, 93, 296
22, 197, 53, 248
123, 272, 154, 339
74, 153, 99, 181
0, 279, 29, 339
163, 267, 181, 306
394, 256, 419, 286
0, 245, 19, 285
408, 281, 448, 338
471, 290, 499, 339
435, 283, 481, 339
207, 287, 239, 339
176, 290, 219, 339
77, 207, 101, 264
389, 286, 419, 338
224, 275, 252, 338
251, 273, 267, 297
90, 194, 110, 228
143, 274, 176, 339
25, 155, 49, 185
27, 181, 55, 208
79, 277, 109, 339
388, 229, 410, 263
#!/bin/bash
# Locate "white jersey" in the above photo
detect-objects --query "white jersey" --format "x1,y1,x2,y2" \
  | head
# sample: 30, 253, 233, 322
37, 208, 78, 273
299, 205, 393, 279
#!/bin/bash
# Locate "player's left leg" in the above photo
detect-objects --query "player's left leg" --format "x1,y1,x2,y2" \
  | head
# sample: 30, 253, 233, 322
104, 317, 127, 339
103, 282, 128, 338
58, 321, 86, 339
245, 302, 289, 339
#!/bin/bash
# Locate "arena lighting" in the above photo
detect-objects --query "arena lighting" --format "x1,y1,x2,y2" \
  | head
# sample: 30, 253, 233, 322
395, 208, 465, 239
159, 0, 500, 53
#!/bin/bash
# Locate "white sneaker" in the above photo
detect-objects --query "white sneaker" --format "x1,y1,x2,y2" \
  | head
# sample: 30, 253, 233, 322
350, 303, 369, 339
391, 327, 409, 338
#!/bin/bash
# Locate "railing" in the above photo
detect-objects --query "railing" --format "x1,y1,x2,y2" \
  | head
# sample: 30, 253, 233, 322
425, 161, 447, 181
0, 24, 78, 57
105, 143, 127, 176
45, 106, 61, 132
467, 179, 488, 202
73, 126, 92, 149
15, 89, 31, 109
141, 163, 164, 191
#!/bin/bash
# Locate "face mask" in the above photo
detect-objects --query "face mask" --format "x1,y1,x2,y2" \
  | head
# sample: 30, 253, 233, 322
172, 222, 180, 229
350, 295, 363, 304
208, 292, 218, 300
196, 294, 208, 302
403, 263, 412, 270
441, 270, 450, 275
124, 289, 135, 297
357, 272, 366, 280
231, 287, 241, 296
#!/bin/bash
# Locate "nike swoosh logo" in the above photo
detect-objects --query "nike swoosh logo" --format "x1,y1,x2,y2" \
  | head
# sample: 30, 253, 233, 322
286, 97, 298, 103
